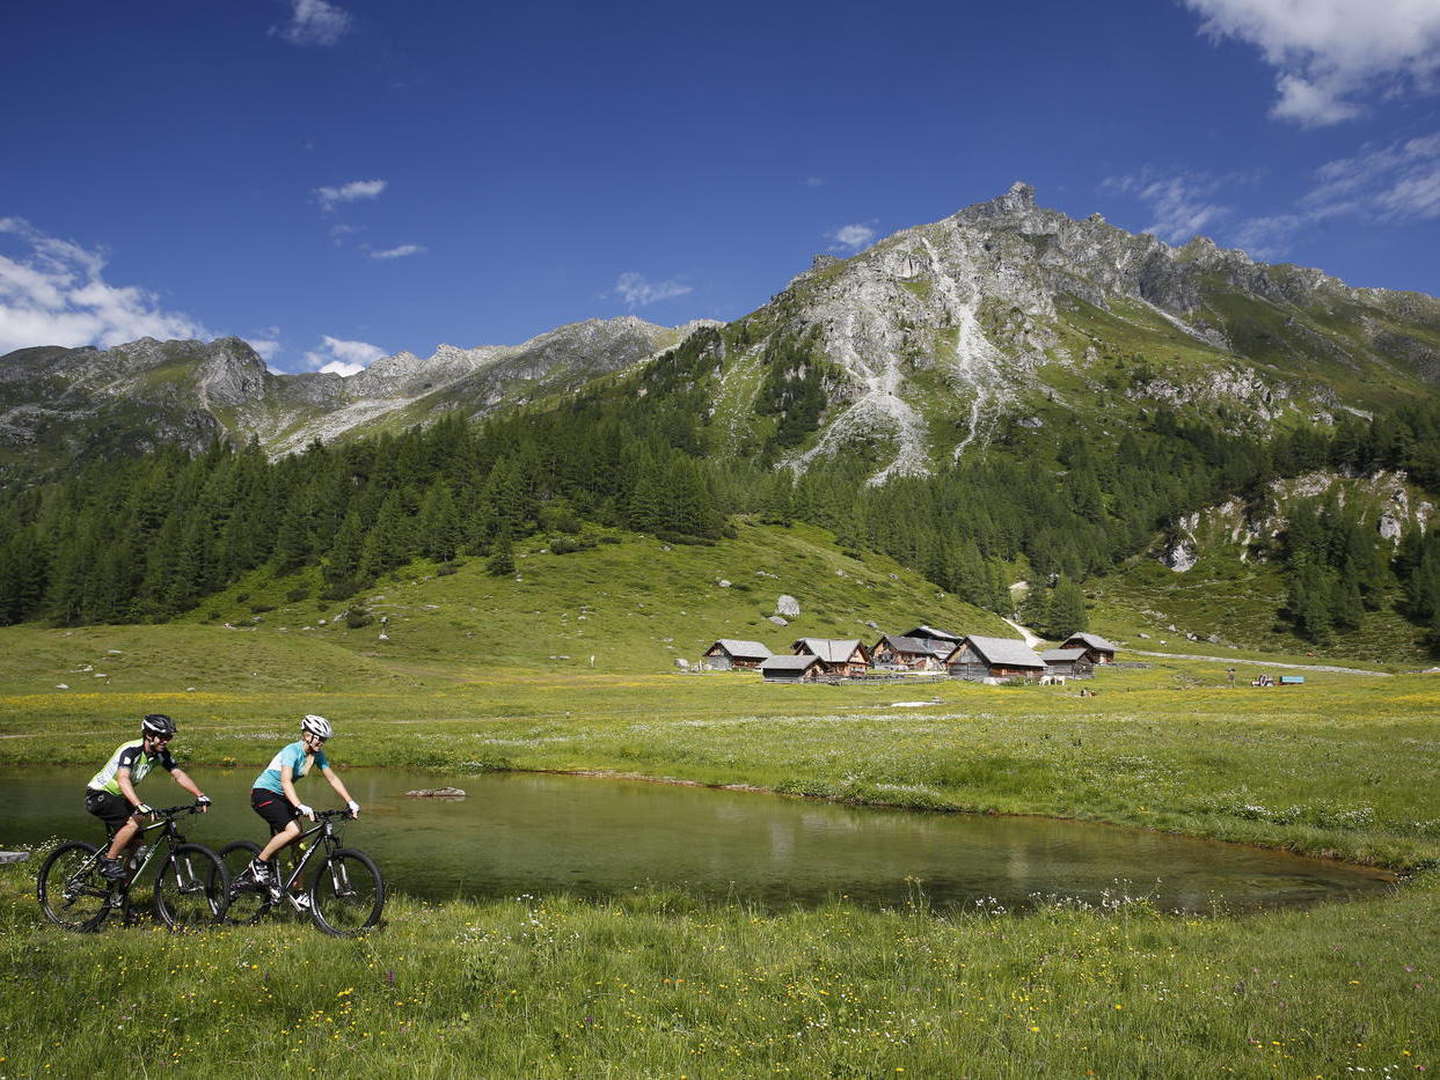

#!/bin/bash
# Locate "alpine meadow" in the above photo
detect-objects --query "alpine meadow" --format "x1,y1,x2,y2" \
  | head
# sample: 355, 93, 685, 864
5, 14, 1440, 1069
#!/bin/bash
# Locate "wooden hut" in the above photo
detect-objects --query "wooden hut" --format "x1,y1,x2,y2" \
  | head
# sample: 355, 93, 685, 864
1060, 633, 1117, 665
871, 634, 949, 671
943, 635, 1047, 682
760, 654, 823, 682
792, 638, 871, 678
1040, 648, 1093, 679
702, 639, 773, 671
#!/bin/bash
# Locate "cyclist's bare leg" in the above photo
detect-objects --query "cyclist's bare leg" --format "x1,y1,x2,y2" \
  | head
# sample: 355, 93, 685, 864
104, 815, 143, 861
258, 819, 302, 863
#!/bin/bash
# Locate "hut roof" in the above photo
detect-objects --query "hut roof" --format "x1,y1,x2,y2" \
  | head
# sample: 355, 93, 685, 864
711, 639, 773, 660
1063, 632, 1118, 652
953, 635, 1047, 669
877, 634, 950, 657
793, 638, 866, 663
903, 624, 962, 643
1040, 648, 1087, 662
761, 654, 822, 673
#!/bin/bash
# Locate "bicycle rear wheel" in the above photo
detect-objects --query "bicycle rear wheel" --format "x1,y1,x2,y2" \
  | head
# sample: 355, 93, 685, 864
218, 840, 270, 925
309, 848, 384, 937
154, 844, 229, 930
37, 841, 112, 932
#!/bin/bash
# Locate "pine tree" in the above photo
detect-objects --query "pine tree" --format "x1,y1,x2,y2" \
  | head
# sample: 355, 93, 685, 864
486, 527, 515, 577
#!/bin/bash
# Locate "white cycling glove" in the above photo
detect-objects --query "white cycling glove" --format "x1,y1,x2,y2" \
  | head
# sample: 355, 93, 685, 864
347, 800, 360, 818
295, 802, 315, 821
134, 803, 153, 816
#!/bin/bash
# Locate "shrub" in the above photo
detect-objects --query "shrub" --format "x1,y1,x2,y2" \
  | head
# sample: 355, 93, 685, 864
437, 562, 460, 577
249, 603, 276, 614
344, 606, 374, 629
285, 586, 310, 602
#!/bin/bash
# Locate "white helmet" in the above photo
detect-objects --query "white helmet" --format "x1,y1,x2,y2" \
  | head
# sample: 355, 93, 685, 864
301, 714, 333, 740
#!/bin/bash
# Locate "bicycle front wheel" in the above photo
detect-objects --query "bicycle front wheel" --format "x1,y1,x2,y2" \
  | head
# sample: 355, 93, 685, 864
309, 848, 384, 937
154, 844, 228, 930
37, 841, 111, 932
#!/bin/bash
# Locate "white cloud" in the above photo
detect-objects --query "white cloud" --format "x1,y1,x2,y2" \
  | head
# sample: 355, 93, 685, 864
1183, 0, 1440, 126
804, 177, 826, 188
302, 334, 385, 376
1101, 171, 1230, 242
368, 244, 425, 259
245, 338, 282, 361
329, 223, 363, 246
314, 179, 387, 212
0, 218, 207, 354
827, 222, 877, 252
1228, 132, 1440, 257
270, 0, 352, 47
612, 272, 693, 308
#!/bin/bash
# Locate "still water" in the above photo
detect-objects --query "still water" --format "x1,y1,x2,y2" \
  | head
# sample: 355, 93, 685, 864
0, 767, 1395, 914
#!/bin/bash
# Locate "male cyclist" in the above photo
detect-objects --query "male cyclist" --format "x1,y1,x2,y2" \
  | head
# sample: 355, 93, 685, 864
245, 714, 360, 904
85, 714, 211, 880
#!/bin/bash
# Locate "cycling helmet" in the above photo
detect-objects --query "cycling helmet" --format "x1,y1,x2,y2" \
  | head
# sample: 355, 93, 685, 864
301, 714, 333, 740
141, 713, 177, 739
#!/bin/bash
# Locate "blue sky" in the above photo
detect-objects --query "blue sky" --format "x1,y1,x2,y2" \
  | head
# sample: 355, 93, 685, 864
2, 0, 1438, 373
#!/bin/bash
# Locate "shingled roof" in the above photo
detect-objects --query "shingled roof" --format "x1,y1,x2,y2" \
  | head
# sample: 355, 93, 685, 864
1063, 633, 1118, 652
1040, 648, 1087, 662
709, 639, 773, 660
793, 638, 867, 663
954, 635, 1047, 669
877, 634, 951, 657
903, 624, 962, 644
761, 654, 822, 673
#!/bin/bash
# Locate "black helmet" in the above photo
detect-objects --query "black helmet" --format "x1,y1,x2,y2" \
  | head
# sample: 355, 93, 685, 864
141, 713, 176, 739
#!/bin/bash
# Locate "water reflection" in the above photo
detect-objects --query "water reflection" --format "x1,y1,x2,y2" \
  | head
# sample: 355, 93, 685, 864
0, 767, 1394, 914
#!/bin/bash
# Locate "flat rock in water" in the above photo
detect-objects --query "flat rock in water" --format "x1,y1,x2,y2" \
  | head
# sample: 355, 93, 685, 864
404, 787, 467, 799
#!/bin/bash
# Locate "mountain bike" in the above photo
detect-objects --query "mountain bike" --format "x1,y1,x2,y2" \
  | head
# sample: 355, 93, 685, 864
37, 802, 229, 932
219, 809, 384, 937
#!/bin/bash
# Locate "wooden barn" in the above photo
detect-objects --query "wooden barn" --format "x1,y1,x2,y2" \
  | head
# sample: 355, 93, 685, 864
871, 634, 950, 671
1060, 633, 1118, 664
944, 635, 1047, 682
702, 639, 773, 671
1040, 648, 1094, 679
760, 654, 823, 682
792, 638, 871, 678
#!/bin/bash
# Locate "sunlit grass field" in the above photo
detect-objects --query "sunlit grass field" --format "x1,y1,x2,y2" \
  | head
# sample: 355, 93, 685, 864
1, 539, 1438, 1076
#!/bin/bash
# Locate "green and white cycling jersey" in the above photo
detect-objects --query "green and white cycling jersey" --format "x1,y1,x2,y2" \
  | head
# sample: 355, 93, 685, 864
87, 738, 177, 796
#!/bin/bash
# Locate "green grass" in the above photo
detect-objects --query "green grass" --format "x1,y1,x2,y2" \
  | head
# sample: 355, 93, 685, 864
2, 856, 1436, 1077
4, 523, 1440, 1075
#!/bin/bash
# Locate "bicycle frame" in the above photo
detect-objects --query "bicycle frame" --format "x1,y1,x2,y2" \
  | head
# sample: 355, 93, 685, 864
269, 811, 349, 908
63, 804, 204, 906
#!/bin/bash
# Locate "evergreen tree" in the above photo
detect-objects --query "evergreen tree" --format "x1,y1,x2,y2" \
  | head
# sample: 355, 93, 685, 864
486, 527, 515, 577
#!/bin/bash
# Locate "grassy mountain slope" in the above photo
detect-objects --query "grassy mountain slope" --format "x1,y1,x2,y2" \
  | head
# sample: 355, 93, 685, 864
0, 521, 1012, 695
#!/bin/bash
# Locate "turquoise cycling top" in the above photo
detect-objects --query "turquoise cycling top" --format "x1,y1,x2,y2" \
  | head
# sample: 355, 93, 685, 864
252, 741, 329, 795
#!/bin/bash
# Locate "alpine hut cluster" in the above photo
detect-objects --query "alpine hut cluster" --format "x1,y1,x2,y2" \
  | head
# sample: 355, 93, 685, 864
698, 626, 1119, 683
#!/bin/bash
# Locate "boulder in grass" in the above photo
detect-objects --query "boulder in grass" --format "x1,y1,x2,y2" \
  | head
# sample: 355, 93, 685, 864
776, 594, 801, 617
404, 787, 467, 799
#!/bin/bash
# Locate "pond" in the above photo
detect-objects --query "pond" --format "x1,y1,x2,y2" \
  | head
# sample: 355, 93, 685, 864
0, 767, 1396, 914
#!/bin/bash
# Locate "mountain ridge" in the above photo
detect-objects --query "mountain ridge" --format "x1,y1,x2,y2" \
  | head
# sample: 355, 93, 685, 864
4, 184, 1440, 481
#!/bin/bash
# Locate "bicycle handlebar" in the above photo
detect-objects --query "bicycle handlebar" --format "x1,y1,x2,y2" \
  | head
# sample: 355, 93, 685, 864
148, 801, 209, 817
316, 808, 356, 820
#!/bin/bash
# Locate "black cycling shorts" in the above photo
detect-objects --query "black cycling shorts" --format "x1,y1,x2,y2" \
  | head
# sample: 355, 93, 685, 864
84, 789, 133, 836
251, 788, 300, 834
